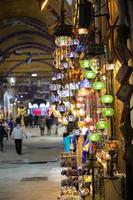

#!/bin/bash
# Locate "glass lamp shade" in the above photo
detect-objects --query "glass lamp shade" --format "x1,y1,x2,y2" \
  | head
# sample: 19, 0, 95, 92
101, 95, 114, 104
80, 60, 91, 69
88, 132, 101, 142
102, 108, 114, 117
80, 79, 92, 88
92, 81, 106, 91
55, 36, 72, 47
78, 88, 89, 96
96, 119, 109, 130
84, 70, 96, 80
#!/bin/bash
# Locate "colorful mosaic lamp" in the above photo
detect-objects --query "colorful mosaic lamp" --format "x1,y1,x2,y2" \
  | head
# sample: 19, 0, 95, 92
88, 132, 101, 142
102, 108, 115, 117
92, 81, 106, 91
96, 119, 109, 130
84, 70, 96, 80
101, 95, 113, 104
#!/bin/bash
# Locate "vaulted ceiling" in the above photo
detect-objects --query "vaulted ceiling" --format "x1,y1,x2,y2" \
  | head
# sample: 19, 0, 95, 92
0, 0, 72, 80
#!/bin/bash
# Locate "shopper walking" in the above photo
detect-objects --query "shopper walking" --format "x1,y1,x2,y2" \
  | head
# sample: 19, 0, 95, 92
0, 121, 5, 151
11, 122, 27, 155
39, 116, 45, 136
46, 116, 52, 136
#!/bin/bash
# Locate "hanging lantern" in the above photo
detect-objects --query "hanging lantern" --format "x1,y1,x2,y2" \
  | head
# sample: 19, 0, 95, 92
62, 116, 68, 125
54, 70, 64, 80
78, 109, 86, 117
88, 132, 101, 142
61, 58, 69, 70
78, 88, 89, 96
51, 92, 60, 104
76, 102, 83, 109
66, 111, 75, 122
90, 58, 99, 73
57, 101, 66, 114
80, 79, 92, 88
67, 51, 76, 61
84, 116, 93, 124
84, 70, 96, 80
92, 81, 106, 91
77, 97, 84, 103
78, 121, 86, 128
101, 95, 114, 104
102, 108, 115, 117
80, 60, 91, 69
96, 119, 109, 130
53, 110, 61, 118
55, 36, 72, 47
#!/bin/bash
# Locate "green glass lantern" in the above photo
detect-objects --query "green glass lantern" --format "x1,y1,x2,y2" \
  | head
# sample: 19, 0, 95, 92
79, 60, 92, 69
96, 119, 109, 130
101, 95, 113, 104
88, 132, 101, 142
84, 70, 96, 80
102, 108, 114, 117
92, 81, 106, 91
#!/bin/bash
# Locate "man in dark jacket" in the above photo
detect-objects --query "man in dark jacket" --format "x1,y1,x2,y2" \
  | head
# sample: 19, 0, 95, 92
0, 121, 5, 151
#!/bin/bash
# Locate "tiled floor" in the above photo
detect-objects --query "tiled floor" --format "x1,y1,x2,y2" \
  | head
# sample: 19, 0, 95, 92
0, 128, 63, 200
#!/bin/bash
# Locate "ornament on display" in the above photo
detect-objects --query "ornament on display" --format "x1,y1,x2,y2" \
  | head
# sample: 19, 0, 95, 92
96, 119, 109, 130
101, 95, 113, 104
102, 107, 115, 117
92, 81, 106, 91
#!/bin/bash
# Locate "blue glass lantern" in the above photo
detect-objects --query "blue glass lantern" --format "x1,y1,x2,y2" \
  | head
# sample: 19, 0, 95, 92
80, 79, 92, 88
